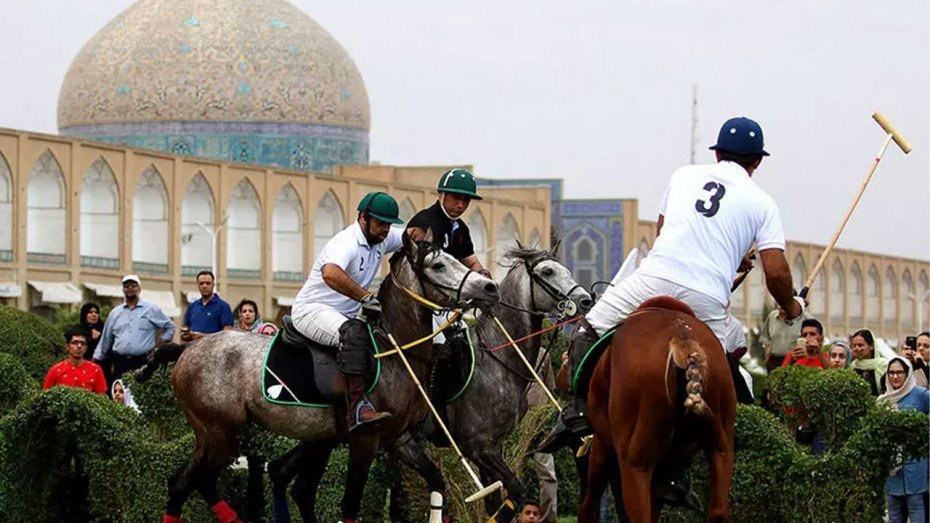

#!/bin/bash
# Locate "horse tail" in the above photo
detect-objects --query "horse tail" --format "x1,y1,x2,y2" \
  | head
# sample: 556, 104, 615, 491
665, 337, 709, 416
133, 342, 188, 383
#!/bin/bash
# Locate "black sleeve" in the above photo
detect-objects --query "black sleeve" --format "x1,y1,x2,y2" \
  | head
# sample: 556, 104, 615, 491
456, 221, 475, 259
406, 209, 430, 230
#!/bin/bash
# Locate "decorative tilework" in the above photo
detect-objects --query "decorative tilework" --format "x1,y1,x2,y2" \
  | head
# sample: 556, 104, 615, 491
273, 271, 304, 282
81, 256, 120, 270
132, 261, 169, 274
27, 253, 67, 265
0, 250, 12, 262
181, 265, 212, 277
228, 269, 261, 280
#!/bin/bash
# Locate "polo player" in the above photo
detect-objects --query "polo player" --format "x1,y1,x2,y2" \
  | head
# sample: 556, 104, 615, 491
291, 192, 405, 431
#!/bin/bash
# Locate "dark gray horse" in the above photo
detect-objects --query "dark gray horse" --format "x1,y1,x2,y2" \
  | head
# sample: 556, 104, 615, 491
270, 247, 591, 521
142, 237, 500, 523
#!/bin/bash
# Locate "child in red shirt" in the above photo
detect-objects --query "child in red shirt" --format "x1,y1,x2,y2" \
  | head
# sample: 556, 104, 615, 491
43, 326, 107, 394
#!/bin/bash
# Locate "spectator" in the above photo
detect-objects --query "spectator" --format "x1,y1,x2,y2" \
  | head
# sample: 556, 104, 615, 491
235, 299, 266, 333
181, 271, 233, 341
44, 326, 107, 394
913, 332, 930, 386
111, 378, 140, 412
527, 350, 558, 523
828, 339, 852, 369
901, 335, 929, 388
849, 329, 888, 396
781, 318, 825, 369
79, 302, 105, 360
93, 274, 176, 381
878, 357, 929, 523
516, 499, 541, 523
761, 308, 811, 373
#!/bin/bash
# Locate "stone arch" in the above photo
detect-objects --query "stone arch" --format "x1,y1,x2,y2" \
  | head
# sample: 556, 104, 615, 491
830, 259, 845, 322
314, 190, 345, 261
466, 210, 489, 269
849, 262, 863, 321
919, 271, 929, 329
792, 254, 807, 290
181, 173, 216, 274
902, 270, 915, 328
866, 264, 880, 322
565, 224, 606, 293
80, 158, 120, 268
528, 228, 543, 249
27, 150, 66, 260
273, 183, 304, 279
226, 178, 262, 274
132, 166, 169, 269
883, 266, 897, 326
495, 213, 521, 261
0, 152, 12, 261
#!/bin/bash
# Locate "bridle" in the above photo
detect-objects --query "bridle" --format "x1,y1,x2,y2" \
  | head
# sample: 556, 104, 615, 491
401, 244, 483, 311
499, 254, 582, 320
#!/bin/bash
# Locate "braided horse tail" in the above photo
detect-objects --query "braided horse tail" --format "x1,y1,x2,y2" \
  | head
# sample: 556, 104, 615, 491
665, 336, 709, 416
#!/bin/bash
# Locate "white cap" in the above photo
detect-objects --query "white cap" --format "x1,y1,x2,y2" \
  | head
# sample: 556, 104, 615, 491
121, 274, 141, 285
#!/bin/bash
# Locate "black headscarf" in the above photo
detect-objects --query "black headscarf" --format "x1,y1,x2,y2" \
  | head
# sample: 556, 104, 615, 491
79, 302, 105, 359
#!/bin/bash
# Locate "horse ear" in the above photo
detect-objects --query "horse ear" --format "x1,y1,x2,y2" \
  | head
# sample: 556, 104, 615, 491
422, 227, 434, 244
550, 239, 562, 257
402, 231, 417, 258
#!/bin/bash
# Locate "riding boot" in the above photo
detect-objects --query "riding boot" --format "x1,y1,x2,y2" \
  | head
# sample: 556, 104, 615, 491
727, 347, 755, 405
661, 470, 703, 511
344, 373, 391, 431
427, 342, 453, 446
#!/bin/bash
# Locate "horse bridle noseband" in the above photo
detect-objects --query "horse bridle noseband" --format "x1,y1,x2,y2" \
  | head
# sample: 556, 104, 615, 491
406, 248, 481, 311
499, 255, 582, 319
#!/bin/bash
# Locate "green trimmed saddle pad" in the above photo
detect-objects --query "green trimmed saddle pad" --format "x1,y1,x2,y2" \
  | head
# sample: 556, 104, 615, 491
261, 323, 381, 408
571, 328, 616, 394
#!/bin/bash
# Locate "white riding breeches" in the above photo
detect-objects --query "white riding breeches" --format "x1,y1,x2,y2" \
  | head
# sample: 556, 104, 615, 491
291, 303, 350, 347
586, 272, 741, 353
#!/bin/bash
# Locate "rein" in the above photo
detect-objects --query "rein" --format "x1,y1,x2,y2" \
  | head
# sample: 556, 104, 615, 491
498, 256, 581, 318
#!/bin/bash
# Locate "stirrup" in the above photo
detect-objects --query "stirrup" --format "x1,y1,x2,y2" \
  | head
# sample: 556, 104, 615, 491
349, 400, 391, 432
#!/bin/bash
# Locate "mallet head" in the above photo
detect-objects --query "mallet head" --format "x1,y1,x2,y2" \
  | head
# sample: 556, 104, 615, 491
872, 112, 912, 154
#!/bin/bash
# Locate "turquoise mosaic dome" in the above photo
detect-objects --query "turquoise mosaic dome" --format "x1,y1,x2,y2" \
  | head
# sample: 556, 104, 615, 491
57, 0, 370, 172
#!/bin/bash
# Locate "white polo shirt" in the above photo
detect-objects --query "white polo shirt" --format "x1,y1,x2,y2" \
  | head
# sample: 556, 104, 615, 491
637, 161, 785, 306
292, 222, 404, 318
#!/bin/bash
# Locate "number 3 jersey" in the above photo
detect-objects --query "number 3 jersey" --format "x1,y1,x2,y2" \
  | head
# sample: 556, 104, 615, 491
637, 161, 785, 306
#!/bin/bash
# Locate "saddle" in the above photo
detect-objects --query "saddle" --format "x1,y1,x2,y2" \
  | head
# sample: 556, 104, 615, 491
261, 316, 380, 408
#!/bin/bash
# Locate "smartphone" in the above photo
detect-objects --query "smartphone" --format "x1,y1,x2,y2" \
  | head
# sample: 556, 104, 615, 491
905, 336, 917, 350
793, 337, 806, 358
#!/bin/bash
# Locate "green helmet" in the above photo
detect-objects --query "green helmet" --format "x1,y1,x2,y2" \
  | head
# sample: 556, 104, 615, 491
437, 168, 483, 200
357, 192, 403, 224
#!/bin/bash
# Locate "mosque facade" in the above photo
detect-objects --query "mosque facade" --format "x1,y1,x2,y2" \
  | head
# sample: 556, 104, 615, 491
0, 0, 927, 342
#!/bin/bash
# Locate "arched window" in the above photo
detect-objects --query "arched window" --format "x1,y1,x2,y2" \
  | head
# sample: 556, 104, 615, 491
0, 153, 12, 261
830, 259, 845, 322
27, 151, 66, 262
919, 271, 930, 329
273, 184, 304, 280
792, 254, 807, 290
849, 263, 863, 322
575, 237, 595, 263
132, 167, 169, 271
466, 210, 489, 269
181, 173, 215, 275
571, 236, 598, 291
748, 267, 766, 315
883, 267, 897, 326
396, 197, 417, 229
227, 179, 261, 275
496, 213, 520, 262
80, 159, 119, 268
528, 228, 543, 249
313, 191, 344, 262
902, 270, 915, 329
866, 265, 880, 323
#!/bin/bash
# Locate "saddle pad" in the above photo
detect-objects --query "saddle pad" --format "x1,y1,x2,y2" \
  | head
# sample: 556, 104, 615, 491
571, 328, 617, 394
444, 328, 476, 404
261, 326, 381, 408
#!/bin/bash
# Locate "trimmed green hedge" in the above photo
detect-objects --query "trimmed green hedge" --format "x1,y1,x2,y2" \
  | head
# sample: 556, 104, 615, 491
0, 305, 63, 380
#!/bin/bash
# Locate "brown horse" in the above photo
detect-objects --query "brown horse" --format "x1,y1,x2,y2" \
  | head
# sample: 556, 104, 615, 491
579, 296, 736, 523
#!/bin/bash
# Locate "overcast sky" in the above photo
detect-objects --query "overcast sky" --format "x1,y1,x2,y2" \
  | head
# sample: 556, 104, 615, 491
0, 0, 927, 260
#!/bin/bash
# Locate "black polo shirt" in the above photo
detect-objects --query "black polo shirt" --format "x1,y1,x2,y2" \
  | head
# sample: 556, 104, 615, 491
406, 201, 475, 260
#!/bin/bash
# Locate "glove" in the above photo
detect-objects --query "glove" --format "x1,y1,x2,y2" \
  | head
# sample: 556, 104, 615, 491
359, 294, 381, 322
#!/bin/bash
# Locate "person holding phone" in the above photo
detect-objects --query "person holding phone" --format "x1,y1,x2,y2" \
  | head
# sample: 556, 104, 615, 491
902, 335, 929, 387
781, 318, 825, 369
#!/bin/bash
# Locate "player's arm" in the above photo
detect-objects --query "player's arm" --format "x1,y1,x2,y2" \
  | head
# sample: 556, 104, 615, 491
321, 263, 372, 301
759, 248, 802, 318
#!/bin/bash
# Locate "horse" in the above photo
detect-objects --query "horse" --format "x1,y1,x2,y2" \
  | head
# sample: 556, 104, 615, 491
579, 296, 736, 523
140, 236, 501, 523
269, 246, 593, 522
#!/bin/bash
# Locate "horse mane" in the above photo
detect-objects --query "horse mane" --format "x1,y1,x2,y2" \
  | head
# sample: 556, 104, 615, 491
637, 296, 695, 317
500, 245, 556, 268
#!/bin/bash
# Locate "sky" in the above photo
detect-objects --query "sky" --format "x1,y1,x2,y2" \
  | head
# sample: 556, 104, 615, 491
0, 0, 927, 260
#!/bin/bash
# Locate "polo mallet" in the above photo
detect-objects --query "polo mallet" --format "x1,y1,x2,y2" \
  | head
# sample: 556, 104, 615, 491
492, 317, 592, 456
798, 112, 911, 300
386, 333, 502, 503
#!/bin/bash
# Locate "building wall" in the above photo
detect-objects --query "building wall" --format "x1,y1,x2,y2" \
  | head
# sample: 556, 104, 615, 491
634, 220, 930, 341
0, 129, 550, 322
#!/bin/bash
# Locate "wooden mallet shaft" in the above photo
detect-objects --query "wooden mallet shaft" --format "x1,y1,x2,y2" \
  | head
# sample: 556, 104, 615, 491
800, 112, 911, 298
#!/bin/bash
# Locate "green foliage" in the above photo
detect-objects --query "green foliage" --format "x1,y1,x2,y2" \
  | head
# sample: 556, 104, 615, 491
0, 305, 63, 380
0, 353, 37, 417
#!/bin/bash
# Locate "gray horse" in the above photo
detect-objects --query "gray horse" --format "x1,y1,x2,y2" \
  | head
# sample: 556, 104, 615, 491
270, 247, 592, 522
143, 237, 501, 523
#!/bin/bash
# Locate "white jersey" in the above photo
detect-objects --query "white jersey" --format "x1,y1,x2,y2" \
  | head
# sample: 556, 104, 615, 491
292, 223, 404, 318
637, 161, 785, 306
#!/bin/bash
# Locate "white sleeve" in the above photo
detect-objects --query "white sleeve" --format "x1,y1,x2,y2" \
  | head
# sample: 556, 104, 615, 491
657, 176, 673, 215
755, 199, 786, 251
320, 238, 354, 271
384, 227, 405, 253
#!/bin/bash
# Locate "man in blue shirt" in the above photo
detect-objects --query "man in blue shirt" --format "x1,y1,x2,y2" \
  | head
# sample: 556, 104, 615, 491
181, 270, 233, 341
93, 274, 176, 381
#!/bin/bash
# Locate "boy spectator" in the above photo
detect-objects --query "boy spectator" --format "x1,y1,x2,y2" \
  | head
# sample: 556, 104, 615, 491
181, 271, 233, 341
516, 499, 541, 523
44, 326, 107, 394
781, 318, 825, 369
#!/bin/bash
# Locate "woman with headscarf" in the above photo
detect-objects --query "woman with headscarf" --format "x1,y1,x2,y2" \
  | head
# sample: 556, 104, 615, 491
79, 302, 105, 360
828, 339, 852, 369
111, 379, 140, 413
878, 356, 929, 523
849, 329, 889, 396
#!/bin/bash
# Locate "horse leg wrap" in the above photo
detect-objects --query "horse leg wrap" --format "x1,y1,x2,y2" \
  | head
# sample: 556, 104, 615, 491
211, 501, 241, 523
486, 499, 515, 523
271, 488, 290, 522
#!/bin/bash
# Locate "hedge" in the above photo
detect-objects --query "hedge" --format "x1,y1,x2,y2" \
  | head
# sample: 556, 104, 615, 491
0, 305, 63, 380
